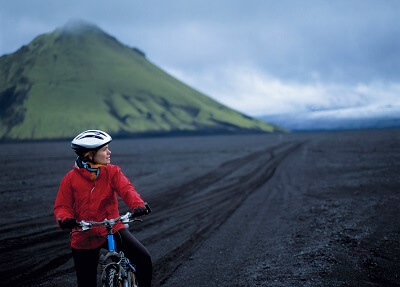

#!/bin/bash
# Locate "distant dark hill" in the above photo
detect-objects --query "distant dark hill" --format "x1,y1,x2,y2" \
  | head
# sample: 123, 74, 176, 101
259, 113, 400, 131
0, 19, 281, 140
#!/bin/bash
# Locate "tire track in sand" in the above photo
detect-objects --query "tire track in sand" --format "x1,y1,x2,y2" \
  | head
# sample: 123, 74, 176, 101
146, 141, 303, 286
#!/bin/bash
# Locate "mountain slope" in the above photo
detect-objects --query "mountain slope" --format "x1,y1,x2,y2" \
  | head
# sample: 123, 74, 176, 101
0, 20, 281, 140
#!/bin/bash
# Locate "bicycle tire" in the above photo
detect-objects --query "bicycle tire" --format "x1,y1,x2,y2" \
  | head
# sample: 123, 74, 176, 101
102, 266, 121, 287
123, 270, 139, 287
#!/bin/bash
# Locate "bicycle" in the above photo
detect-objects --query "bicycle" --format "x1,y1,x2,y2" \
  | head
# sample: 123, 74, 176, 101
69, 204, 151, 287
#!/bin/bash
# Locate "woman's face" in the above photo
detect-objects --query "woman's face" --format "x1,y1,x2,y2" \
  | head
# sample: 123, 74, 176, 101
93, 145, 111, 165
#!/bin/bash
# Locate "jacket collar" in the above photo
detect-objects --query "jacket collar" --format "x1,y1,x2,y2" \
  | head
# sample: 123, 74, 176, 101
74, 157, 106, 180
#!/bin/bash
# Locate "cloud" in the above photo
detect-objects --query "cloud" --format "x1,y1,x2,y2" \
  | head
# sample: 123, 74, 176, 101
166, 64, 400, 118
150, 1, 400, 84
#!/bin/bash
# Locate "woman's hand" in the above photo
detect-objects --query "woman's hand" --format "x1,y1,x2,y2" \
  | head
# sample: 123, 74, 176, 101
58, 218, 78, 230
131, 203, 152, 217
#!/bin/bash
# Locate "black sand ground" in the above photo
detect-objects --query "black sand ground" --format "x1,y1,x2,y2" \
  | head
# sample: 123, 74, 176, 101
0, 130, 399, 286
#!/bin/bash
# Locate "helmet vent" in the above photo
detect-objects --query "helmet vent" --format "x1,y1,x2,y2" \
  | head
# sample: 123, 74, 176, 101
78, 134, 104, 140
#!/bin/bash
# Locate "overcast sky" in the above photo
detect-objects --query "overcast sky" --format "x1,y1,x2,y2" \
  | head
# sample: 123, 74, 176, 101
1, 0, 400, 118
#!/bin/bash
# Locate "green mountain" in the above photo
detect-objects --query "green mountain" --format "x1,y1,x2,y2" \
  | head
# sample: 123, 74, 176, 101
0, 20, 281, 140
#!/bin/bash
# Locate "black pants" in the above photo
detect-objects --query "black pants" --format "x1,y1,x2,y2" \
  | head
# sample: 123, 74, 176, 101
72, 229, 152, 287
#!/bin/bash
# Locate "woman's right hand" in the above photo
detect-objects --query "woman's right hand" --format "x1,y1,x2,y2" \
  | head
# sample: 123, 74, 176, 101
58, 218, 78, 230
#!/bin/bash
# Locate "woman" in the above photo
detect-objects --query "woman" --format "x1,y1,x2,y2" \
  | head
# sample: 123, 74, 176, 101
54, 130, 152, 287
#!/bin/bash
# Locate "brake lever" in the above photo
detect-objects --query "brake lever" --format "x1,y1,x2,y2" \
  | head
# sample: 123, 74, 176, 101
70, 228, 81, 235
128, 218, 143, 223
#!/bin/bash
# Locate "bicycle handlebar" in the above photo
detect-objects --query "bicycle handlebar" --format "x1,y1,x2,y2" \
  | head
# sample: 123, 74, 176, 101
76, 203, 151, 231
78, 212, 132, 231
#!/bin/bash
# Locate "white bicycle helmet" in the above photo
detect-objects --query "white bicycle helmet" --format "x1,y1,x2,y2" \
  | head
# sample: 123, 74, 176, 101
71, 130, 112, 157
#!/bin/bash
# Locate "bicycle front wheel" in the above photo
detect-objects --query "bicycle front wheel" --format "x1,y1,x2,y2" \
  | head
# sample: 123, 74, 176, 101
123, 270, 139, 287
103, 266, 121, 287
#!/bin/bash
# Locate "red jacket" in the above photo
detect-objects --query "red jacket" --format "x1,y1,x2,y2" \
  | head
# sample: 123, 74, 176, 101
54, 164, 145, 249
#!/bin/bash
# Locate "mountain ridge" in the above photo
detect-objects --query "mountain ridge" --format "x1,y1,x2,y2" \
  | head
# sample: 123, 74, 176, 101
0, 20, 282, 140
259, 113, 400, 131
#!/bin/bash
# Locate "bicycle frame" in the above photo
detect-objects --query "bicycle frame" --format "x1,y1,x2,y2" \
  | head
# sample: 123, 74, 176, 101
107, 229, 116, 252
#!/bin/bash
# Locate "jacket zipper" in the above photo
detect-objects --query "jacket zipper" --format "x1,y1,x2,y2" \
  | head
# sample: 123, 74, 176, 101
90, 183, 95, 193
